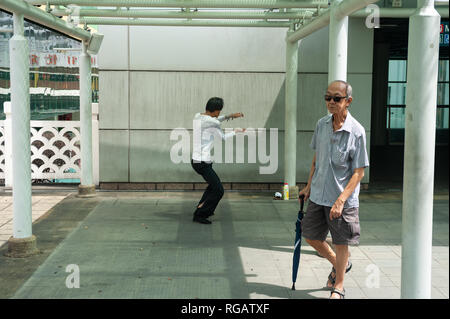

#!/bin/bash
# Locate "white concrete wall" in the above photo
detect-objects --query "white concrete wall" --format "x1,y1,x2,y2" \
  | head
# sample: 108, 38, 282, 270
98, 18, 373, 184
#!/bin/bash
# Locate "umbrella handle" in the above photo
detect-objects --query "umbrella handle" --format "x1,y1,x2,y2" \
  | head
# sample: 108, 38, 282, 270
299, 194, 305, 212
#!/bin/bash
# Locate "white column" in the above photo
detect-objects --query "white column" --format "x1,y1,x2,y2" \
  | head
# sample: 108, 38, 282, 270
92, 102, 100, 186
10, 13, 32, 239
284, 29, 299, 195
401, 0, 440, 299
3, 102, 12, 188
328, 0, 348, 83
78, 41, 95, 195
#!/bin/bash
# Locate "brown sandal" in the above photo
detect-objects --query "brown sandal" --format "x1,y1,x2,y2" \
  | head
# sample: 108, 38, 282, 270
326, 260, 352, 288
330, 287, 345, 299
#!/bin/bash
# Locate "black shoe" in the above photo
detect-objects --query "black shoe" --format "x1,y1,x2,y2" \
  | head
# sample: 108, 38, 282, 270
193, 216, 212, 224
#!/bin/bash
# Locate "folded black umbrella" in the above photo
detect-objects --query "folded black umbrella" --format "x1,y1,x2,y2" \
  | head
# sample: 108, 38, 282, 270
291, 194, 305, 290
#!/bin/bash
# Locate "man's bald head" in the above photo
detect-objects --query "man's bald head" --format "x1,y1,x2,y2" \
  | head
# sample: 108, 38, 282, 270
328, 80, 353, 98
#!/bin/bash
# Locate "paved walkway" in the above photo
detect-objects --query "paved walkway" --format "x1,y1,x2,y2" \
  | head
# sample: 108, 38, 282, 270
0, 187, 448, 299
0, 189, 72, 248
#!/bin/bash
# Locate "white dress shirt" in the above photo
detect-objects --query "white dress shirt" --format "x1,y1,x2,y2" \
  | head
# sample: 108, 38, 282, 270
192, 113, 235, 163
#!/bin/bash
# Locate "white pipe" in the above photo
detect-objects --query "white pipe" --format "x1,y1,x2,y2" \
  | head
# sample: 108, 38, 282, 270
333, 0, 378, 20
401, 0, 440, 299
287, 9, 331, 42
78, 17, 293, 27
0, 0, 91, 42
351, 7, 449, 18
328, 0, 348, 83
284, 29, 299, 191
287, 0, 379, 42
79, 42, 94, 187
26, 0, 330, 8
10, 13, 32, 239
51, 8, 317, 19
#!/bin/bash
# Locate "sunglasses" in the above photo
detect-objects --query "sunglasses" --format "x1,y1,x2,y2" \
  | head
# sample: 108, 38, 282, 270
324, 95, 348, 102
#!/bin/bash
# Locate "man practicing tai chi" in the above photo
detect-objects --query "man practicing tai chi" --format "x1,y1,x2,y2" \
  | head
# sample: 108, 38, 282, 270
299, 80, 369, 299
191, 97, 245, 224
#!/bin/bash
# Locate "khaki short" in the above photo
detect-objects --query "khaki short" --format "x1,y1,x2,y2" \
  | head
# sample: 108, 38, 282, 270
301, 200, 360, 246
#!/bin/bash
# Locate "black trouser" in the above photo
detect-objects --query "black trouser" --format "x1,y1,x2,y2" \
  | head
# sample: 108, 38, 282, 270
191, 160, 224, 218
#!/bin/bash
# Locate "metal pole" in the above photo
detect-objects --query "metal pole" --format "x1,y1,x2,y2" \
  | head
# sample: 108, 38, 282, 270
51, 7, 316, 19
284, 28, 299, 198
401, 0, 440, 299
328, 0, 348, 83
78, 41, 95, 197
287, 0, 380, 43
0, 0, 91, 42
6, 13, 38, 257
10, 13, 32, 239
26, 0, 329, 9
77, 17, 293, 27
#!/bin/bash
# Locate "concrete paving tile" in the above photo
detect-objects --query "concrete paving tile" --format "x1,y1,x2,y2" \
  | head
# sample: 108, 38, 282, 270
437, 287, 449, 298
288, 287, 331, 299
342, 286, 369, 299
431, 268, 450, 277
338, 276, 360, 288
386, 275, 401, 287
0, 218, 12, 225
353, 274, 398, 289
245, 275, 285, 286
366, 251, 401, 261
377, 266, 401, 277
347, 247, 367, 260
247, 285, 291, 299
279, 266, 317, 279
288, 287, 326, 299
431, 276, 450, 288
361, 286, 401, 299
287, 275, 321, 288
0, 229, 13, 235
431, 287, 446, 299
3, 190, 448, 300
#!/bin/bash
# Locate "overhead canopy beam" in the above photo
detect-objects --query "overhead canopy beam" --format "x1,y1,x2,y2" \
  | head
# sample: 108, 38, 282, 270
351, 6, 449, 18
1, 0, 91, 42
26, 0, 329, 9
50, 8, 317, 20
48, 5, 450, 20
287, 0, 378, 42
77, 17, 294, 27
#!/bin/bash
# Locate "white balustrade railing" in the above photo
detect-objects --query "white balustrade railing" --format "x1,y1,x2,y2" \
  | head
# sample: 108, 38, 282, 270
0, 102, 99, 186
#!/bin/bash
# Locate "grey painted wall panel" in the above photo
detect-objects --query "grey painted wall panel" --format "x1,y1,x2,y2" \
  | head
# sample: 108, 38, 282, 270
129, 26, 286, 72
127, 130, 369, 183
298, 18, 374, 74
98, 19, 374, 184
98, 25, 128, 70
99, 130, 130, 182
347, 73, 373, 131
129, 72, 286, 130
348, 18, 374, 74
99, 71, 129, 129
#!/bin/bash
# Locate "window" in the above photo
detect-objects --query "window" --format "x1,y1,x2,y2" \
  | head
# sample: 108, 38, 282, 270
386, 59, 449, 144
